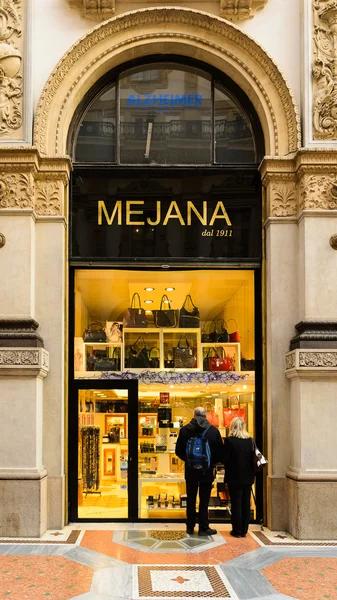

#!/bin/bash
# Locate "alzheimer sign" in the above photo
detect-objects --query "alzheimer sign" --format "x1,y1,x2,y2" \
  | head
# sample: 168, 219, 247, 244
126, 93, 203, 107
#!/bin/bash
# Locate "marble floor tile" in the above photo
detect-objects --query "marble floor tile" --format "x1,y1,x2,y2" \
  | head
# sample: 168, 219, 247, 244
65, 546, 126, 568
220, 566, 276, 599
0, 543, 69, 556
91, 565, 133, 598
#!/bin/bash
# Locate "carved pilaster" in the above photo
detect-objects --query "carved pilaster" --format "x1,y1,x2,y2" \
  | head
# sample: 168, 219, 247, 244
220, 0, 268, 20
0, 148, 71, 217
313, 0, 337, 139
0, 0, 24, 140
67, 0, 115, 20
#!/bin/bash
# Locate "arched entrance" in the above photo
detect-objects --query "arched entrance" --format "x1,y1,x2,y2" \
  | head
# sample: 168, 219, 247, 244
32, 7, 300, 529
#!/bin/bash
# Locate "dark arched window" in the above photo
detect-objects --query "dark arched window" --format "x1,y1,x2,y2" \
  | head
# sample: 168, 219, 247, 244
73, 62, 260, 165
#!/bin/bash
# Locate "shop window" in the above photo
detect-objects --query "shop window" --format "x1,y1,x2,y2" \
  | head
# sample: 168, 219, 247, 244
74, 269, 256, 521
214, 85, 256, 163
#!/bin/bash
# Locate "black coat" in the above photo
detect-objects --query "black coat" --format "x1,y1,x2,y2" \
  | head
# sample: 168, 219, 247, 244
175, 416, 224, 482
223, 436, 255, 486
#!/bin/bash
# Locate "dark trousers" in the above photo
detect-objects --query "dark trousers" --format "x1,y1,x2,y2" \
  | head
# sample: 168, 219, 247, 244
186, 478, 213, 531
228, 484, 252, 535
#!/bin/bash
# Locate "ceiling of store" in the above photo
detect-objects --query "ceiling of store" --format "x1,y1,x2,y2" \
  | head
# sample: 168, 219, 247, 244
76, 269, 253, 321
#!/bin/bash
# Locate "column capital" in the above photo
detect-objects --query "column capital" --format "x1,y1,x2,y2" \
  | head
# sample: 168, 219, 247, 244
285, 348, 337, 378
0, 348, 49, 378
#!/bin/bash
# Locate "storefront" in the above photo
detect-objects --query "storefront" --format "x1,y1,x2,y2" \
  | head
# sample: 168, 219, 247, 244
68, 60, 263, 522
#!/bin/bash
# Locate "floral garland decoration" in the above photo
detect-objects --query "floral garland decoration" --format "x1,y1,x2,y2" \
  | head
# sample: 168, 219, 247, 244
98, 369, 249, 385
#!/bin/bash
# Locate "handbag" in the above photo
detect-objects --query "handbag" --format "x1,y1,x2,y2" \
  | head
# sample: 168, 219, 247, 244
82, 321, 107, 342
123, 293, 148, 328
173, 335, 195, 368
241, 358, 255, 371
223, 397, 247, 427
228, 319, 240, 343
149, 347, 160, 368
179, 295, 200, 328
204, 402, 219, 427
209, 348, 233, 372
215, 319, 230, 343
105, 321, 123, 343
252, 438, 268, 472
201, 320, 217, 343
154, 295, 178, 328
94, 347, 120, 371
108, 427, 120, 443
125, 336, 151, 368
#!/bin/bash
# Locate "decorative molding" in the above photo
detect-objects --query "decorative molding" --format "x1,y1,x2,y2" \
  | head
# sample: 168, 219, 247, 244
0, 347, 49, 376
35, 180, 62, 216
299, 174, 337, 210
270, 183, 296, 217
0, 0, 24, 140
313, 0, 337, 139
0, 318, 44, 347
67, 0, 115, 21
290, 320, 337, 350
34, 7, 300, 156
0, 172, 34, 208
0, 148, 71, 216
220, 0, 268, 21
286, 348, 337, 377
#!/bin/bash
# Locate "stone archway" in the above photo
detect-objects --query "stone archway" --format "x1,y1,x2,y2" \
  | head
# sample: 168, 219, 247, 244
33, 6, 300, 157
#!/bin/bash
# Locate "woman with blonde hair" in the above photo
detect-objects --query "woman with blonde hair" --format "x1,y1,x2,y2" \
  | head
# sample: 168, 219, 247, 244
223, 417, 255, 538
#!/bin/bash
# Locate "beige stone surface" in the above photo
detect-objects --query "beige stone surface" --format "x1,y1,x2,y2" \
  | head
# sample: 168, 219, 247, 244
47, 476, 65, 530
266, 476, 288, 531
287, 478, 337, 539
0, 475, 47, 537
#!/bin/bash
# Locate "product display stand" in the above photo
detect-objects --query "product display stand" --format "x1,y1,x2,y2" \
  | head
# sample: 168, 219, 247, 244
81, 426, 101, 496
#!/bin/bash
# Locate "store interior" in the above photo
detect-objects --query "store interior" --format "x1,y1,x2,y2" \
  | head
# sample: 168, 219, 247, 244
74, 269, 256, 520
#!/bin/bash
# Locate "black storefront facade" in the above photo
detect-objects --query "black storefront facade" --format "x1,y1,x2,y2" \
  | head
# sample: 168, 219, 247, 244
68, 57, 264, 523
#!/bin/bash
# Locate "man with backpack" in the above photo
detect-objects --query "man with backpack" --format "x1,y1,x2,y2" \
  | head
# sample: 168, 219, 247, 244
175, 406, 224, 536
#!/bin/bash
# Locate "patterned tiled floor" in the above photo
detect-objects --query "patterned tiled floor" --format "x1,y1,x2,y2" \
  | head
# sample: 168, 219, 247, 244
1, 526, 337, 599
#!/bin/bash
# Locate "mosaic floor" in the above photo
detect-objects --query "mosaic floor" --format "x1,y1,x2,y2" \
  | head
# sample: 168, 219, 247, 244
1, 525, 337, 600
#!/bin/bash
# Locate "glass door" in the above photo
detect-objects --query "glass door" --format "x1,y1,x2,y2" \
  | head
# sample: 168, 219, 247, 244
69, 380, 138, 521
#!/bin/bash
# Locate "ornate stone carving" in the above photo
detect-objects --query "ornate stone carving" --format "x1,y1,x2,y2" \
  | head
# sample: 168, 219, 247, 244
0, 349, 39, 365
0, 172, 34, 208
299, 351, 337, 367
312, 0, 337, 139
270, 183, 297, 217
35, 180, 62, 216
34, 7, 300, 156
220, 0, 268, 20
299, 174, 337, 210
67, 0, 115, 20
285, 351, 296, 370
0, 0, 23, 138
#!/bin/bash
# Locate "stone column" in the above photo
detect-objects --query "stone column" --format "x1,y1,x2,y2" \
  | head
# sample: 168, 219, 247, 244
0, 149, 70, 536
260, 157, 298, 532
285, 150, 337, 539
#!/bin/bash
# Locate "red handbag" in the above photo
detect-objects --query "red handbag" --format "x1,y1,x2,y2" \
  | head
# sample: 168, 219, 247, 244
204, 402, 219, 427
227, 319, 240, 343
209, 352, 233, 372
223, 397, 246, 428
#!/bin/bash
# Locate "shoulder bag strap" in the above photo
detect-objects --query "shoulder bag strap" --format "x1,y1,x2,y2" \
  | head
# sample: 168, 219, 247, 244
160, 294, 171, 310
131, 293, 141, 309
177, 335, 189, 348
201, 425, 211, 438
182, 294, 196, 310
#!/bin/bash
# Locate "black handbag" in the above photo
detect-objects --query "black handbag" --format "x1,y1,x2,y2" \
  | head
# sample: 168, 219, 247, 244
201, 320, 218, 343
216, 319, 230, 343
94, 347, 120, 372
158, 407, 172, 427
154, 295, 178, 328
83, 321, 107, 342
179, 295, 200, 328
125, 336, 151, 368
123, 293, 148, 328
173, 335, 195, 368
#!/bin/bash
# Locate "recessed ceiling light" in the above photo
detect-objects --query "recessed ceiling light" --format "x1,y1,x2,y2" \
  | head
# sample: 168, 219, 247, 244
145, 287, 155, 291
164, 300, 172, 303
165, 287, 175, 291
243, 385, 247, 390
145, 310, 152, 313
144, 300, 153, 304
